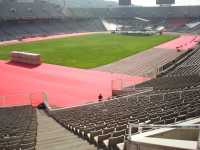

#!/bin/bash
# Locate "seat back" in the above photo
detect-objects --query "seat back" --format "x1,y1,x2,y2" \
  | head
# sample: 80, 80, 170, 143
103, 127, 115, 134
116, 124, 127, 131
112, 129, 126, 137
90, 130, 103, 143
108, 135, 125, 150
98, 133, 111, 145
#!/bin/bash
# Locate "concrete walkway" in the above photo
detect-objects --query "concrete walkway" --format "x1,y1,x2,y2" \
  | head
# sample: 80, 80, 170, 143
36, 109, 96, 150
94, 48, 183, 77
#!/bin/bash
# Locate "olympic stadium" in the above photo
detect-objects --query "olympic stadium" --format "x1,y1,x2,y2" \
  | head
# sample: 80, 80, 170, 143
0, 0, 200, 150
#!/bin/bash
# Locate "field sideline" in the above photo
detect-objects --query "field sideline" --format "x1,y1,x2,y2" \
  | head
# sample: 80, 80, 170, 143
0, 33, 177, 68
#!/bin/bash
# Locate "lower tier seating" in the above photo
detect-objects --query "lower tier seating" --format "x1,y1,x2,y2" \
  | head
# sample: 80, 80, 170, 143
51, 87, 200, 149
0, 105, 37, 150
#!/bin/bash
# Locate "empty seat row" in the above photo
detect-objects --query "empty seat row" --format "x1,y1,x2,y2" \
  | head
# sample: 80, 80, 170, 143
51, 87, 200, 149
0, 105, 37, 150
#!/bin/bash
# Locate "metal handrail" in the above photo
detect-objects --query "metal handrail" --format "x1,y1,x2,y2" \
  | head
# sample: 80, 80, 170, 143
47, 87, 154, 111
48, 86, 200, 112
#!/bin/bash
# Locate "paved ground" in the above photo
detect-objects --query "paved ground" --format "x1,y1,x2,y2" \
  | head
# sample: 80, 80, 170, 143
94, 47, 183, 77
36, 109, 96, 150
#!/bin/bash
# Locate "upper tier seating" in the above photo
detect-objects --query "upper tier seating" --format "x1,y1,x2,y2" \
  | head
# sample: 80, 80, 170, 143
0, 1, 64, 20
0, 105, 37, 150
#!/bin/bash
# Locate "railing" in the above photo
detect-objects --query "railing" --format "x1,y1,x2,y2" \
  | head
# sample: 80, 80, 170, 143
169, 64, 200, 76
128, 123, 200, 150
111, 77, 151, 91
158, 46, 200, 77
139, 86, 200, 103
46, 86, 200, 112
126, 87, 200, 149
144, 68, 159, 79
47, 87, 154, 112
0, 91, 48, 107
124, 87, 154, 93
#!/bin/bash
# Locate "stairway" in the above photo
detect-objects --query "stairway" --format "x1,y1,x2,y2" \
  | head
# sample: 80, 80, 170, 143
36, 109, 96, 150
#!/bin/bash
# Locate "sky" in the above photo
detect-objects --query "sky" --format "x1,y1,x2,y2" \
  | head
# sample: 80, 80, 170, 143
107, 0, 200, 6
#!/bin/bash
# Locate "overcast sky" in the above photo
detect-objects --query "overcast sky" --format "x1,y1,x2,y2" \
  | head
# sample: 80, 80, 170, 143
107, 0, 200, 6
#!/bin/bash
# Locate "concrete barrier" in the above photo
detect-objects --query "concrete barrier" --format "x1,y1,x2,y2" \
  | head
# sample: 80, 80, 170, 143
10, 51, 41, 65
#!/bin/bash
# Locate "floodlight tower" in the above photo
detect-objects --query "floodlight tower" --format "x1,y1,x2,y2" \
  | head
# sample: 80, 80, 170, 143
63, 0, 66, 8
156, 0, 175, 7
118, 0, 131, 6
61, 0, 66, 9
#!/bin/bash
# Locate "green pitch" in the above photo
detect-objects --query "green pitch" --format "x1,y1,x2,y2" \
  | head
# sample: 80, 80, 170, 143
0, 33, 176, 68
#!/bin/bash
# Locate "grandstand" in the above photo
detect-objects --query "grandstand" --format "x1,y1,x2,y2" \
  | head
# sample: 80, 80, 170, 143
1, 0, 200, 150
0, 0, 200, 41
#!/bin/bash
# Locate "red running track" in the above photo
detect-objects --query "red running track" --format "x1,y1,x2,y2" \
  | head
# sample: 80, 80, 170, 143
0, 61, 149, 108
156, 35, 200, 51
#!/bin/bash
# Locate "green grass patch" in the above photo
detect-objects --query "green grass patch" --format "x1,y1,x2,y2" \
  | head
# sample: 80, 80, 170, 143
0, 33, 177, 68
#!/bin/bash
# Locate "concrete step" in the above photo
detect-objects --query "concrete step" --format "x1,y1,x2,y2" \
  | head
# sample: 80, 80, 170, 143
37, 134, 77, 141
37, 136, 83, 145
36, 109, 96, 150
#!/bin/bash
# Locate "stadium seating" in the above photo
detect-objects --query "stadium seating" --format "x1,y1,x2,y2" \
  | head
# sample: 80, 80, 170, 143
135, 74, 200, 90
1, 2, 200, 150
48, 43, 200, 149
50, 86, 200, 149
0, 0, 64, 20
0, 1, 200, 42
0, 29, 199, 150
0, 19, 106, 41
169, 46, 200, 76
0, 16, 195, 42
0, 105, 37, 150
175, 18, 200, 33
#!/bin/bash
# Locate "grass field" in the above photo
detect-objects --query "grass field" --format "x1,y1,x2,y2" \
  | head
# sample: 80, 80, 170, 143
0, 33, 176, 68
